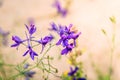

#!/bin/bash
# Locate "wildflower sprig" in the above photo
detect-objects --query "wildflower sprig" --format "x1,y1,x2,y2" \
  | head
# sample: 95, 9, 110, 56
11, 21, 60, 80
11, 21, 53, 60
11, 21, 84, 80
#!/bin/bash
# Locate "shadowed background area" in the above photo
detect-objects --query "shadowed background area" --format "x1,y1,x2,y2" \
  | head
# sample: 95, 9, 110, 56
0, 0, 120, 80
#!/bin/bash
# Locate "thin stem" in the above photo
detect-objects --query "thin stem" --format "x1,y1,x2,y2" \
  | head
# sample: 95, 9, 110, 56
8, 73, 21, 80
108, 23, 116, 80
32, 43, 41, 48
41, 44, 55, 60
26, 65, 37, 71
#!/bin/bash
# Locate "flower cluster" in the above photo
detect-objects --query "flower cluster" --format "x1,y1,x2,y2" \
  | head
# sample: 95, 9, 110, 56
49, 22, 81, 55
53, 0, 67, 17
11, 22, 53, 60
11, 21, 83, 80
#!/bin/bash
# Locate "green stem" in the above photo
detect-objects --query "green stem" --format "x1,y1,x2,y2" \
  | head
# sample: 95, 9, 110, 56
108, 24, 116, 80
8, 73, 21, 80
36, 44, 55, 65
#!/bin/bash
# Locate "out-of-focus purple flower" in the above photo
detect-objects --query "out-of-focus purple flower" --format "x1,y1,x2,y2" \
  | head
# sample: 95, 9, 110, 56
53, 0, 67, 17
23, 46, 38, 60
0, 27, 9, 46
49, 22, 58, 32
24, 63, 30, 69
77, 78, 86, 80
0, 27, 9, 36
25, 71, 36, 80
23, 63, 36, 80
28, 18, 34, 25
25, 22, 36, 35
68, 67, 79, 76
68, 66, 86, 80
37, 34, 54, 53
73, 77, 86, 80
11, 36, 24, 47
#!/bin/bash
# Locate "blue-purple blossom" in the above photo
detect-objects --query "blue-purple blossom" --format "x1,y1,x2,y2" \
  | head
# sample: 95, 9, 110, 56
61, 43, 74, 55
49, 22, 58, 32
37, 34, 54, 53
0, 27, 9, 46
23, 63, 36, 80
25, 71, 36, 80
24, 63, 30, 69
53, 0, 67, 17
68, 67, 86, 80
73, 77, 86, 80
23, 46, 38, 60
11, 36, 24, 47
58, 24, 81, 46
68, 67, 79, 76
25, 22, 36, 35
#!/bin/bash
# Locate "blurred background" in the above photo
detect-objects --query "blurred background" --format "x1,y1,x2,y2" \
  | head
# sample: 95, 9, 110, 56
1, 0, 120, 80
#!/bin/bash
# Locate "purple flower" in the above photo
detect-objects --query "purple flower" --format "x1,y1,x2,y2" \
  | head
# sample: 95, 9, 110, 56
61, 43, 74, 55
68, 66, 86, 80
25, 23, 36, 35
23, 63, 36, 80
24, 63, 30, 69
25, 71, 36, 80
38, 34, 54, 45
73, 77, 86, 80
49, 23, 81, 55
11, 36, 24, 47
68, 32, 81, 46
53, 0, 67, 17
23, 46, 38, 60
68, 67, 79, 76
77, 78, 86, 80
49, 22, 58, 32
37, 34, 54, 53
0, 27, 9, 46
